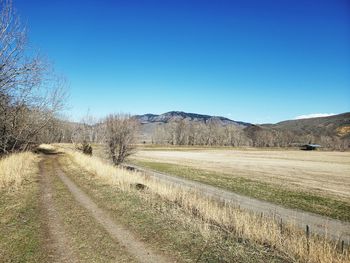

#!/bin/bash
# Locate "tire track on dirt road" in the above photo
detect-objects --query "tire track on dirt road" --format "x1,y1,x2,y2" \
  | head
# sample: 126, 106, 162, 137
128, 164, 350, 243
39, 159, 79, 263
51, 158, 171, 263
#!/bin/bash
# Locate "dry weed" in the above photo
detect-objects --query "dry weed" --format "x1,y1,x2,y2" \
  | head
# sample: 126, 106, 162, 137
67, 150, 350, 263
0, 152, 38, 191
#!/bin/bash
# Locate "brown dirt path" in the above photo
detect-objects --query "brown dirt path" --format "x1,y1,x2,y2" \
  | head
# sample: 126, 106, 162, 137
39, 158, 79, 263
50, 157, 171, 263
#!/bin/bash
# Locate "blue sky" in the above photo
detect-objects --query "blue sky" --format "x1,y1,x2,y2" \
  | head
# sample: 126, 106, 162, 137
15, 0, 350, 123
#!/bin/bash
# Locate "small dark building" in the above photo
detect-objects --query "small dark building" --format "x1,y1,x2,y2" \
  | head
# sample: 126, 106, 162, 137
300, 144, 321, 150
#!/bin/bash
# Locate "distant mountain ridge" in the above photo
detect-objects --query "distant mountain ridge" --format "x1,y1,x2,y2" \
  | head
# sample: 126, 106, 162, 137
135, 111, 350, 148
135, 111, 251, 127
261, 112, 350, 138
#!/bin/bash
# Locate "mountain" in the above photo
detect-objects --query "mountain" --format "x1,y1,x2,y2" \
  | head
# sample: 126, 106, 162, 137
240, 112, 350, 149
134, 111, 350, 150
261, 112, 350, 138
135, 111, 251, 143
135, 111, 251, 126
60, 110, 349, 149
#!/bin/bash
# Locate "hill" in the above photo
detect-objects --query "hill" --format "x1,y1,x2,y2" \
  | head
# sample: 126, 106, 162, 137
57, 111, 350, 149
241, 112, 350, 149
135, 111, 251, 143
135, 111, 251, 126
261, 112, 350, 138
136, 111, 350, 149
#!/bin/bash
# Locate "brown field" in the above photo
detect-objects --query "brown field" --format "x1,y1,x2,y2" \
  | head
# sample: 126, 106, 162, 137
132, 149, 350, 200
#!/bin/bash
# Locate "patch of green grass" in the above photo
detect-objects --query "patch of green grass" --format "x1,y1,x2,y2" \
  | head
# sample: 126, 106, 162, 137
0, 171, 47, 262
59, 155, 290, 263
135, 144, 301, 152
132, 160, 350, 222
136, 145, 239, 151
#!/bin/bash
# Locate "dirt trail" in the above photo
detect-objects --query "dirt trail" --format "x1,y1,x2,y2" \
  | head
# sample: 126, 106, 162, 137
39, 159, 79, 263
47, 157, 171, 263
129, 163, 350, 243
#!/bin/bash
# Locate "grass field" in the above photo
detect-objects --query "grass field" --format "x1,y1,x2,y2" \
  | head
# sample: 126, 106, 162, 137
63, 149, 349, 263
1, 146, 349, 262
0, 152, 46, 262
130, 148, 350, 221
60, 150, 292, 262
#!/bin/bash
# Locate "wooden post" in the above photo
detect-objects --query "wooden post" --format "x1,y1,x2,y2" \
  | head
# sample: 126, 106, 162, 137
341, 240, 344, 254
280, 218, 283, 234
306, 225, 310, 254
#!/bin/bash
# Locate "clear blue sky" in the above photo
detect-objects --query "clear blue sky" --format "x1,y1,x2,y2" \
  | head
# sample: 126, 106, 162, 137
16, 0, 350, 123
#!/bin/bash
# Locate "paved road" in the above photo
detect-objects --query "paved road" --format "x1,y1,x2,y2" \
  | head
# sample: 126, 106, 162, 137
127, 163, 350, 243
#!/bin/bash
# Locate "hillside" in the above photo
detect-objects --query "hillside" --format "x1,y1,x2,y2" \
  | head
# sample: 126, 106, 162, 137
135, 111, 251, 126
261, 112, 350, 138
136, 111, 350, 148
135, 111, 251, 143
57, 111, 350, 149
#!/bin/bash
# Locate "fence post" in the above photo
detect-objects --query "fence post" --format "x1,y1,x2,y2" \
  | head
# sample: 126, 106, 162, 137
280, 218, 283, 234
306, 225, 310, 254
341, 240, 344, 254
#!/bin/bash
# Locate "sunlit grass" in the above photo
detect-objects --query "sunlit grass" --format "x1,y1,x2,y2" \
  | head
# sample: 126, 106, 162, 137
66, 149, 350, 263
0, 152, 38, 191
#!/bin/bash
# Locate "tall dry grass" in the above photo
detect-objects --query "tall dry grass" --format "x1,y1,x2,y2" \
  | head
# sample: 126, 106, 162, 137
66, 150, 349, 263
0, 152, 38, 191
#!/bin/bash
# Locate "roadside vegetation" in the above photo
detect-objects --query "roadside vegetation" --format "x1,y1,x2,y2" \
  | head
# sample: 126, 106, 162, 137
61, 149, 349, 263
0, 0, 66, 156
60, 151, 289, 262
132, 160, 350, 222
0, 152, 46, 262
0, 152, 38, 190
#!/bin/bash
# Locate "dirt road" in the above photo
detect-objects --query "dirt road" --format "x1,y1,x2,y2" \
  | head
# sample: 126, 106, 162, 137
39, 155, 170, 263
128, 163, 350, 243
39, 159, 79, 263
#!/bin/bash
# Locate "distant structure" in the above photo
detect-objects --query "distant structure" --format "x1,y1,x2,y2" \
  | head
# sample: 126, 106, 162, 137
300, 144, 321, 150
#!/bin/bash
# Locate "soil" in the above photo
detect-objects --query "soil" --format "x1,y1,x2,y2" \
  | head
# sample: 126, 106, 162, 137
39, 155, 171, 263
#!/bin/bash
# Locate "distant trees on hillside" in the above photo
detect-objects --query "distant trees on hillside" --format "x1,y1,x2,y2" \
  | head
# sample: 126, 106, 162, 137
152, 120, 250, 146
151, 120, 349, 150
0, 0, 66, 155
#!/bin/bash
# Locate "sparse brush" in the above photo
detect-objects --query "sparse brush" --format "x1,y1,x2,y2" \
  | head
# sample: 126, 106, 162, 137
0, 152, 38, 191
66, 150, 350, 263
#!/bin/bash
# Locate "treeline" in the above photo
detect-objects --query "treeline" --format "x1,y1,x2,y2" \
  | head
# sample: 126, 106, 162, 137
0, 0, 66, 155
151, 119, 350, 150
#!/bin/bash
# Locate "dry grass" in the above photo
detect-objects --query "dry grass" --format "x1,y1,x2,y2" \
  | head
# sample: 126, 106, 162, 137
133, 149, 350, 200
0, 151, 46, 262
0, 152, 38, 191
66, 149, 349, 263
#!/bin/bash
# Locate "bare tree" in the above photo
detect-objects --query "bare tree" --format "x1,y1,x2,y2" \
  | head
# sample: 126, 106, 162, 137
104, 114, 139, 165
71, 111, 101, 155
0, 0, 66, 155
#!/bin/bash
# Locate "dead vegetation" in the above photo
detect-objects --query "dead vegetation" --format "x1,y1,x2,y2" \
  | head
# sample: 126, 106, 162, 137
65, 149, 350, 263
0, 152, 38, 190
0, 151, 45, 262
150, 113, 350, 150
133, 149, 350, 201
0, 0, 66, 156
